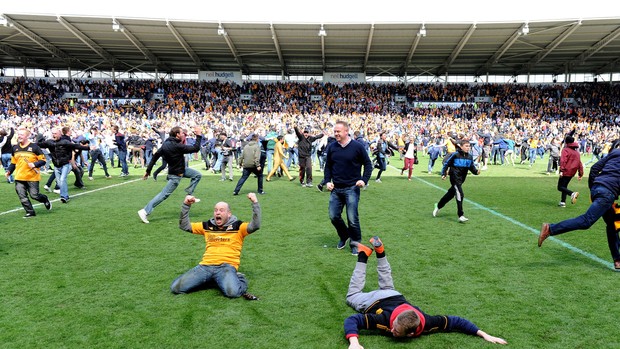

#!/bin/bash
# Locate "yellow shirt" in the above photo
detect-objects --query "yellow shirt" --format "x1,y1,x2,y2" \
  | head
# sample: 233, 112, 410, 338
10, 142, 46, 182
190, 221, 250, 270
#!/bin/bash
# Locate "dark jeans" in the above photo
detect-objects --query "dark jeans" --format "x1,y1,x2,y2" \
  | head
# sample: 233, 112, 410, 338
298, 155, 313, 184
550, 185, 618, 261
15, 180, 48, 215
118, 149, 128, 175
234, 167, 263, 194
88, 149, 110, 177
557, 176, 574, 203
329, 185, 362, 246
375, 157, 387, 179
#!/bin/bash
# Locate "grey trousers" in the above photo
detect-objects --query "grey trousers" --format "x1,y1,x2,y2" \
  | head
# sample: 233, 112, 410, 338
346, 257, 402, 313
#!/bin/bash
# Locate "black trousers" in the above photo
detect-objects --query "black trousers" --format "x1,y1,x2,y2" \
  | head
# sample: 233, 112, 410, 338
15, 180, 48, 215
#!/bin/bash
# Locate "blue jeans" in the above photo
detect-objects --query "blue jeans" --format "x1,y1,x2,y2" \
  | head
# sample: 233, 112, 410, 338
550, 185, 616, 236
329, 185, 362, 246
266, 149, 275, 174
285, 148, 297, 168
528, 148, 537, 164
170, 263, 247, 297
118, 150, 129, 174
2, 153, 13, 182
144, 167, 201, 215
108, 148, 119, 167
54, 163, 72, 200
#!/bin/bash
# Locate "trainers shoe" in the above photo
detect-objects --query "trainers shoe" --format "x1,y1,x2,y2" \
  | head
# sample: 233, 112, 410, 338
23, 213, 36, 218
458, 216, 469, 223
193, 198, 201, 203
106, 175, 112, 179
351, 241, 373, 257
306, 182, 313, 187
317, 183, 324, 192
60, 197, 70, 204
53, 189, 61, 194
432, 203, 440, 217
138, 209, 150, 224
369, 236, 384, 254
538, 223, 551, 247
242, 292, 260, 301
571, 192, 579, 204
233, 192, 239, 196
44, 185, 51, 192
44, 199, 52, 211
350, 246, 359, 256
558, 202, 566, 207
153, 174, 158, 181
375, 178, 382, 183
336, 239, 349, 250
229, 178, 233, 181
88, 177, 94, 181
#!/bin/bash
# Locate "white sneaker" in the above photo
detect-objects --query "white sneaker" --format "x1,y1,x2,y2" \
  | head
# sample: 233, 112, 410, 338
193, 198, 201, 203
44, 185, 51, 192
558, 202, 566, 207
375, 179, 382, 183
571, 192, 579, 204
53, 189, 60, 194
138, 209, 150, 224
458, 216, 469, 223
433, 203, 440, 217
88, 177, 94, 181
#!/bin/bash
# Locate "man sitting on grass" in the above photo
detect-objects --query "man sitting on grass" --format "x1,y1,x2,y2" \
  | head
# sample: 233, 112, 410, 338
343, 237, 507, 348
170, 193, 261, 300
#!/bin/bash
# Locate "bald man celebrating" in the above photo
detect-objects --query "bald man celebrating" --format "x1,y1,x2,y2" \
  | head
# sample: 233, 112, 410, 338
170, 193, 261, 300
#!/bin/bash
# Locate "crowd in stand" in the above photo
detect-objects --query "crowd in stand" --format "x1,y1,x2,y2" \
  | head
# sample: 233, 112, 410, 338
1, 78, 620, 183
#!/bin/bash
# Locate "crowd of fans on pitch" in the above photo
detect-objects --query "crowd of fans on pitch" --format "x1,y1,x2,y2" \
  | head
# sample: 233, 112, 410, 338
1, 77, 620, 178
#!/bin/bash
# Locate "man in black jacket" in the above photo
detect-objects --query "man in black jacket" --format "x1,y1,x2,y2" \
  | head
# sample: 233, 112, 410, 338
139, 125, 203, 224
294, 125, 323, 187
38, 127, 90, 203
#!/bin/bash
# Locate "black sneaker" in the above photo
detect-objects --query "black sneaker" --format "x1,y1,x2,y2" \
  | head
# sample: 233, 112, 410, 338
44, 199, 52, 211
242, 292, 260, 301
233, 192, 239, 196
337, 239, 348, 250
60, 197, 70, 204
317, 183, 324, 192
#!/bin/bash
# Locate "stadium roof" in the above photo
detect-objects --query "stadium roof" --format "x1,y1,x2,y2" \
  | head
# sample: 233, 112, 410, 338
1, 13, 620, 78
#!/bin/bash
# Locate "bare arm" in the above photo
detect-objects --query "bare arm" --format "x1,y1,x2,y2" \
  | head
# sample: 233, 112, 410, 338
347, 336, 363, 349
476, 330, 507, 345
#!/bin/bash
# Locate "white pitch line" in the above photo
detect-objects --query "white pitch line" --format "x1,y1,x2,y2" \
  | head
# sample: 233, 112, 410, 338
0, 177, 142, 216
392, 165, 615, 270
0, 162, 205, 216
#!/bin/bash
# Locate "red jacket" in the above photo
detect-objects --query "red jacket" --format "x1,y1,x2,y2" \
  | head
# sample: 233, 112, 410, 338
560, 142, 583, 178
